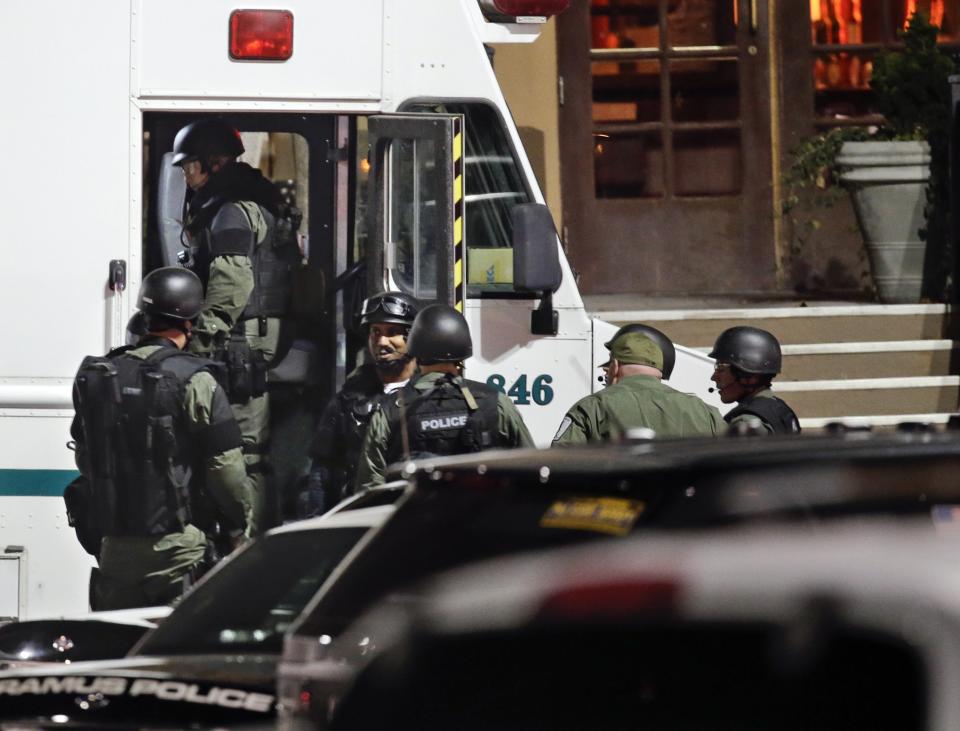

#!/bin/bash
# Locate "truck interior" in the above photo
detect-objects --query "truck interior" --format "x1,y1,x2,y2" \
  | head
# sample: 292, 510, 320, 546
141, 105, 546, 517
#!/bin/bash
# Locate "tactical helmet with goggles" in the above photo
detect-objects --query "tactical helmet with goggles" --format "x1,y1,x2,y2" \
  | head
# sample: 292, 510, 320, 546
360, 291, 420, 328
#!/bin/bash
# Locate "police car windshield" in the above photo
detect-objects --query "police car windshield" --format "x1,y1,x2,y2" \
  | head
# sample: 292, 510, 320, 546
136, 527, 366, 656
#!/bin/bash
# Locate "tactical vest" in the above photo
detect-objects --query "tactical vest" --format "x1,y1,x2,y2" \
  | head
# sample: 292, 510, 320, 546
236, 200, 302, 320
337, 372, 388, 461
73, 344, 223, 537
382, 374, 499, 463
726, 394, 801, 434
189, 199, 301, 321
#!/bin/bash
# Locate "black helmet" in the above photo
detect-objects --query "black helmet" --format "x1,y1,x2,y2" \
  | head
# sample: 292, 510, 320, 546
171, 118, 245, 167
360, 291, 420, 328
605, 323, 676, 379
406, 304, 472, 364
137, 267, 204, 322
708, 326, 782, 375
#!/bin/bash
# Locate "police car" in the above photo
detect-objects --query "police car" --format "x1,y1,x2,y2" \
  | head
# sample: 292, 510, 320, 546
330, 520, 955, 730
0, 606, 170, 670
0, 488, 399, 728
277, 428, 960, 727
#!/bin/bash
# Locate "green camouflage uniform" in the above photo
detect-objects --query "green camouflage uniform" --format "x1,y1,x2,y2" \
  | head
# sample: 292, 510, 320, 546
83, 344, 252, 610
553, 374, 725, 444
355, 371, 534, 490
553, 331, 723, 445
188, 204, 280, 534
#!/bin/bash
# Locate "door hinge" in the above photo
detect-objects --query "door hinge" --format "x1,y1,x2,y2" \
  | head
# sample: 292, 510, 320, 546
558, 75, 565, 106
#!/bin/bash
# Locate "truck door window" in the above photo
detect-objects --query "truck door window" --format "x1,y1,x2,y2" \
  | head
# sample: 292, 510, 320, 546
389, 137, 440, 301
405, 102, 531, 295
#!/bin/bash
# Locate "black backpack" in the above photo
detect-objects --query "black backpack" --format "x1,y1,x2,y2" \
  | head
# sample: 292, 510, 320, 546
70, 346, 215, 540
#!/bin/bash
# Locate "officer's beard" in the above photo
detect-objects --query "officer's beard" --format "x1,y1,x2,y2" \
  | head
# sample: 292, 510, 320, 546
375, 353, 411, 378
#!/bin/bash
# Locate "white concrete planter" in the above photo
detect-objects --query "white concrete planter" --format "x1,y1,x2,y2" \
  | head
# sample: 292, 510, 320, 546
837, 140, 932, 303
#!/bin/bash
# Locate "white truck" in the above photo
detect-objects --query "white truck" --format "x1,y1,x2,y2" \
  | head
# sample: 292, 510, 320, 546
0, 0, 720, 619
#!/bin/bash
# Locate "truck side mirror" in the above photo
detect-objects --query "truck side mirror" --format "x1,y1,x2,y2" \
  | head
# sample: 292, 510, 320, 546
512, 203, 561, 335
512, 203, 562, 293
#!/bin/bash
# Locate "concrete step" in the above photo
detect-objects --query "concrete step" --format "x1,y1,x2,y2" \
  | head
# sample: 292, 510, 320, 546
591, 303, 960, 427
600, 304, 955, 346
799, 413, 953, 430
693, 341, 959, 381
776, 377, 960, 419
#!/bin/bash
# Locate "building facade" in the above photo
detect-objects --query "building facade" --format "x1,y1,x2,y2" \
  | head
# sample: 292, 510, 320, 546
495, 0, 960, 298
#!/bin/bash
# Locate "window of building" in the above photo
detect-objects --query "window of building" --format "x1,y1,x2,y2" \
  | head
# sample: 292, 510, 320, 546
590, 0, 742, 200
810, 0, 960, 126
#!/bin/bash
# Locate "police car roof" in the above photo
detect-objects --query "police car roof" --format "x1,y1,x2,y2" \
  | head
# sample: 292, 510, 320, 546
418, 517, 960, 632
391, 429, 960, 479
268, 484, 406, 535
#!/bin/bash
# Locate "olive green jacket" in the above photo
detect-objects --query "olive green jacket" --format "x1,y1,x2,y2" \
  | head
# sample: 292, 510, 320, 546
189, 253, 255, 355
552, 374, 725, 445
355, 371, 534, 490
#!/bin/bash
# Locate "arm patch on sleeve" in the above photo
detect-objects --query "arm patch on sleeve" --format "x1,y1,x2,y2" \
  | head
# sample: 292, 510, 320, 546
553, 416, 573, 442
196, 418, 243, 457
209, 227, 253, 257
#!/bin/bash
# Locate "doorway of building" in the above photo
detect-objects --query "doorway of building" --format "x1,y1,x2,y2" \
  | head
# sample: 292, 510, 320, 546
558, 0, 776, 296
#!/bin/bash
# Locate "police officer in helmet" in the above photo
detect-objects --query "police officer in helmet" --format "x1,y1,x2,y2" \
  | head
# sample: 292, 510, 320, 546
355, 304, 533, 489
173, 117, 300, 533
303, 292, 421, 514
68, 268, 252, 610
709, 326, 801, 434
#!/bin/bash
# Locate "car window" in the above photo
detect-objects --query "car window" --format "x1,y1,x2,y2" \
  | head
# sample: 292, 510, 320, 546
137, 527, 366, 655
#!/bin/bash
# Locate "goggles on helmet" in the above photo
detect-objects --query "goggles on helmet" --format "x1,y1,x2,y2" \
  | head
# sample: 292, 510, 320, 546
361, 295, 417, 320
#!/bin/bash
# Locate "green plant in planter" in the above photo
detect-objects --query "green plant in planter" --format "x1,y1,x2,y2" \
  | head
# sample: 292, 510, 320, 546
871, 11, 953, 140
871, 10, 953, 298
782, 126, 875, 294
783, 11, 954, 298
782, 126, 873, 242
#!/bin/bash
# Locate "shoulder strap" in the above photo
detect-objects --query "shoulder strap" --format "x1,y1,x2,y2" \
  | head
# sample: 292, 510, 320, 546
105, 344, 136, 359
235, 200, 268, 247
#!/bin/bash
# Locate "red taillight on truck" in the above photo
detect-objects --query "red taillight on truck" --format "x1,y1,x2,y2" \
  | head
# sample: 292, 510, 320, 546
478, 0, 571, 20
229, 10, 294, 61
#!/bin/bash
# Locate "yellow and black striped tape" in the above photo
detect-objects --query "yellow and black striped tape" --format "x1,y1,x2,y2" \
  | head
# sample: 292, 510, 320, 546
452, 118, 465, 313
